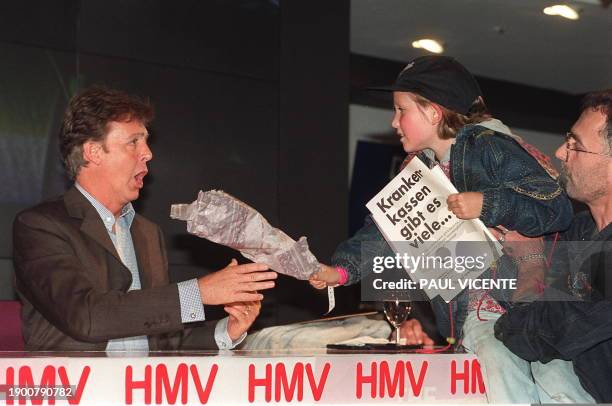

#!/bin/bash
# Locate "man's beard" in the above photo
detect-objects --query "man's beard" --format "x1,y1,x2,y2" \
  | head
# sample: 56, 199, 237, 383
559, 165, 572, 193
561, 163, 607, 203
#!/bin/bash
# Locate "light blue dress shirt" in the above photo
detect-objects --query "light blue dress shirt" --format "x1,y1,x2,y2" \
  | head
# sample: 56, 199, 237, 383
75, 183, 244, 351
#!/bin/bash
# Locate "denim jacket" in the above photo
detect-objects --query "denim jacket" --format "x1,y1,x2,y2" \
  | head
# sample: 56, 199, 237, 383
332, 121, 573, 339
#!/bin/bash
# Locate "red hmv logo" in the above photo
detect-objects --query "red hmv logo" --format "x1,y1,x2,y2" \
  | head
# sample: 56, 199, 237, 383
125, 363, 219, 405
1, 365, 90, 405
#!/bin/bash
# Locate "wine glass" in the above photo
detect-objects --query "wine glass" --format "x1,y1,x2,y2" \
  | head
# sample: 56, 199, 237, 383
383, 299, 412, 345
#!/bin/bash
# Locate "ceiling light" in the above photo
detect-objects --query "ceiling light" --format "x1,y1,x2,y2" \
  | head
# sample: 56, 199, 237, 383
543, 5, 580, 20
411, 39, 444, 54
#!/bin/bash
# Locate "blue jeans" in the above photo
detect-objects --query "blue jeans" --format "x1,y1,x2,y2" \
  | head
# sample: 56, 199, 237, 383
462, 310, 594, 403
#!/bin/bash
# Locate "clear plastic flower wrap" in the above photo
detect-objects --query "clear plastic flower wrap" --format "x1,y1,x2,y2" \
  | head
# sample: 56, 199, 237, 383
170, 190, 320, 280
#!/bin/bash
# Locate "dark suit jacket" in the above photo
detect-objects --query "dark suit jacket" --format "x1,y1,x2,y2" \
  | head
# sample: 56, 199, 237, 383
12, 186, 216, 351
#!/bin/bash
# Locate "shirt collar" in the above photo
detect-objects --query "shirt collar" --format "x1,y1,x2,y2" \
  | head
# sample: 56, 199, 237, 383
75, 183, 135, 232
439, 143, 453, 165
422, 139, 455, 165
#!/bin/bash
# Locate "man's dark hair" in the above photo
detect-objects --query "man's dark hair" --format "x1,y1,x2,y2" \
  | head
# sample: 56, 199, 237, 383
581, 89, 612, 152
59, 85, 154, 179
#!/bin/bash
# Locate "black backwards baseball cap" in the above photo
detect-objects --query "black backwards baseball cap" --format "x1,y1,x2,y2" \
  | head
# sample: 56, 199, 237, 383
370, 55, 483, 115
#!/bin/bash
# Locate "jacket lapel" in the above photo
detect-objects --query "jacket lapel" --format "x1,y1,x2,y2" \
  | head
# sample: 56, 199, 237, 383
64, 186, 132, 288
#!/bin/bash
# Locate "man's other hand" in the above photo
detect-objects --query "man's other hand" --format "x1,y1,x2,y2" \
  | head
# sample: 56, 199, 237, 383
198, 259, 277, 305
395, 319, 435, 346
225, 300, 261, 342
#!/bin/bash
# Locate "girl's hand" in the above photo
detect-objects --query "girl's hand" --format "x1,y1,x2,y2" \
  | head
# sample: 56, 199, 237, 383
447, 192, 483, 220
308, 264, 339, 289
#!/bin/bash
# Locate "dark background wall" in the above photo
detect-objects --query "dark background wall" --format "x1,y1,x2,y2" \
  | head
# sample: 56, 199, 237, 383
0, 0, 351, 327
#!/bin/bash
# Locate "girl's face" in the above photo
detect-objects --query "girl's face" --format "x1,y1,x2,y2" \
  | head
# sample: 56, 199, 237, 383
391, 92, 438, 153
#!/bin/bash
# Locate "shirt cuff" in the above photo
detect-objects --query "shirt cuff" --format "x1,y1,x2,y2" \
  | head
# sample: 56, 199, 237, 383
177, 279, 206, 323
215, 317, 247, 350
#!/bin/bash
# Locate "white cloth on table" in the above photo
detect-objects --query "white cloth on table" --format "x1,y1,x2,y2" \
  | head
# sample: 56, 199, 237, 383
241, 315, 391, 350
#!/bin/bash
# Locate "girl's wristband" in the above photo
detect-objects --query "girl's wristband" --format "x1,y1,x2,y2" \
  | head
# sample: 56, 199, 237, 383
335, 266, 349, 285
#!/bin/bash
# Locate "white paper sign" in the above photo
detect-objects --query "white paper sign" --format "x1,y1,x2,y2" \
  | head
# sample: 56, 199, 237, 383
366, 157, 502, 302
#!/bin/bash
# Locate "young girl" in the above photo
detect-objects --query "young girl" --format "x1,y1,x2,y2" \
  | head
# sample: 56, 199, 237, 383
310, 56, 587, 403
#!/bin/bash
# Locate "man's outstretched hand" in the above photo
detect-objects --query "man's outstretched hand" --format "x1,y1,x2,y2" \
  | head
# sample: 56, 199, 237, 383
198, 259, 277, 305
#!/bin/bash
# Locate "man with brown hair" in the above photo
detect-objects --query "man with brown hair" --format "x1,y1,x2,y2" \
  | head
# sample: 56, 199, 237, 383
13, 86, 277, 352
496, 89, 612, 402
